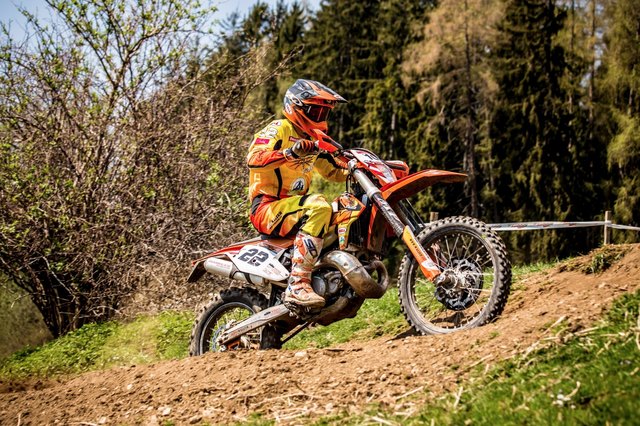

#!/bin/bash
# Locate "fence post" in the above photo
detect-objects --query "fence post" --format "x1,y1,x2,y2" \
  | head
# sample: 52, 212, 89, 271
429, 211, 439, 222
604, 210, 611, 245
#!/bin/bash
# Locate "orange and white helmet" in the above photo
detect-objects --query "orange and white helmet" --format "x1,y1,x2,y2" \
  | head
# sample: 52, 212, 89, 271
283, 79, 346, 137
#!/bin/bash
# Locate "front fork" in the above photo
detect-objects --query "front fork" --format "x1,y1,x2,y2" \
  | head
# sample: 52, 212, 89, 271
352, 169, 441, 281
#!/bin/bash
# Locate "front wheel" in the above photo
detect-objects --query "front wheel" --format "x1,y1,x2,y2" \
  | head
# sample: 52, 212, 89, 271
398, 216, 511, 334
189, 287, 281, 355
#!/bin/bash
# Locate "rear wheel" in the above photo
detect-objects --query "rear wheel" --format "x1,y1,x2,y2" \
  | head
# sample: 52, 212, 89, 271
189, 287, 281, 355
398, 216, 511, 334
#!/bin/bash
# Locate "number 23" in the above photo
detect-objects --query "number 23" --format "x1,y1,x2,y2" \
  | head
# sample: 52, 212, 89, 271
237, 248, 269, 265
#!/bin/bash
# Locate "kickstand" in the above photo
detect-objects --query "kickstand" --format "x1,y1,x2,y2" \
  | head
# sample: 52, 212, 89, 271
280, 318, 317, 346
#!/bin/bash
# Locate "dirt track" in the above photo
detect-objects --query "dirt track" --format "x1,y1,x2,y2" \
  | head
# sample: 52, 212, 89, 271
1, 245, 639, 425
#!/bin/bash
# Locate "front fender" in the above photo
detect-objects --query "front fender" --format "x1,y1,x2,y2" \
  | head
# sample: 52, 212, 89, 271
380, 169, 466, 205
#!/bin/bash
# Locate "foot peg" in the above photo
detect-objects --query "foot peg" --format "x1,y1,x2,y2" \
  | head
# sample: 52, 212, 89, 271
284, 300, 322, 320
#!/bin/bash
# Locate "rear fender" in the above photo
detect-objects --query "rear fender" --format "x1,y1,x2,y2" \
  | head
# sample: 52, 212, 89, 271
187, 236, 293, 283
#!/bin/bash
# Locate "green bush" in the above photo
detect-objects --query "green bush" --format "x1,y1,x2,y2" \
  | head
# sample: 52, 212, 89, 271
0, 311, 192, 380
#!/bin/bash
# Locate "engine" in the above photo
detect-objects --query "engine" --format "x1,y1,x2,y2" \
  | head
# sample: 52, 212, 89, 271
311, 268, 344, 299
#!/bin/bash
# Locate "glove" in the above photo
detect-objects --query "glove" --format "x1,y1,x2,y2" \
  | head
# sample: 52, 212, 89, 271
285, 139, 318, 159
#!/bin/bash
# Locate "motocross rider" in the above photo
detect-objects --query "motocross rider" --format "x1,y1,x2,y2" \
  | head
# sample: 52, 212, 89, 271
247, 79, 348, 309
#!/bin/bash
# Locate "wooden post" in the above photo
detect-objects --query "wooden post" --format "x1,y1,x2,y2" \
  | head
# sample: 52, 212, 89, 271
429, 211, 439, 222
604, 210, 611, 245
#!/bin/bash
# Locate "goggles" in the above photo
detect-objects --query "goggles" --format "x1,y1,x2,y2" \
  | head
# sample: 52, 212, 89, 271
304, 104, 332, 122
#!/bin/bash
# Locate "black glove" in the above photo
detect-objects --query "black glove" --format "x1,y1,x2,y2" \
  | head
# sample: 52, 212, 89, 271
285, 139, 318, 159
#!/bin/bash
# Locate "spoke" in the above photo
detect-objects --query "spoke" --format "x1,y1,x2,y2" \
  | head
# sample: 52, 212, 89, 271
476, 256, 495, 269
461, 235, 473, 260
470, 299, 482, 317
409, 227, 503, 330
466, 244, 487, 263
451, 233, 461, 260
444, 234, 453, 263
427, 246, 445, 272
205, 306, 261, 351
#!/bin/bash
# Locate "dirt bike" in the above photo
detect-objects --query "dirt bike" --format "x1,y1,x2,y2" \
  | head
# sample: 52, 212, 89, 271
187, 130, 511, 354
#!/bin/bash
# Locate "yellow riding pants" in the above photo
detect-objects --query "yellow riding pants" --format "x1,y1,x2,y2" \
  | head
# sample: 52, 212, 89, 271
250, 194, 333, 238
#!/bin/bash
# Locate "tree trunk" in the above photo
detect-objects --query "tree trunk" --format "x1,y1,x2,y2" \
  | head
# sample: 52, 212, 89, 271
463, 0, 479, 218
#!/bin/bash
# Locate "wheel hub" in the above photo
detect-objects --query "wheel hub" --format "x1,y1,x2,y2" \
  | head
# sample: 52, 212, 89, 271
434, 258, 483, 311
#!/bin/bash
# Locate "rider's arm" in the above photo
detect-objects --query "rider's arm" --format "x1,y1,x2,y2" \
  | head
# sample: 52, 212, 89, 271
247, 142, 287, 170
314, 153, 348, 182
246, 123, 288, 170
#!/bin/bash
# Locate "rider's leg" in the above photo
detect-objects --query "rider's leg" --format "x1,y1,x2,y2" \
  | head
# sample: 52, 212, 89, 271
284, 194, 332, 308
249, 194, 333, 308
284, 231, 325, 307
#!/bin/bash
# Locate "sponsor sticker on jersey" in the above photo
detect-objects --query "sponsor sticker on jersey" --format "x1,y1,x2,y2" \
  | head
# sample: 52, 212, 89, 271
259, 126, 279, 139
254, 138, 270, 145
290, 177, 306, 193
267, 211, 283, 230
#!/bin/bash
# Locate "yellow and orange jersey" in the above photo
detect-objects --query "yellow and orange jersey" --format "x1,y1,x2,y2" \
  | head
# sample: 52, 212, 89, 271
247, 119, 347, 201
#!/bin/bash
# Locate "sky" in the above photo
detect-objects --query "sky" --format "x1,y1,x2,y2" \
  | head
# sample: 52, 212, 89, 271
0, 0, 320, 39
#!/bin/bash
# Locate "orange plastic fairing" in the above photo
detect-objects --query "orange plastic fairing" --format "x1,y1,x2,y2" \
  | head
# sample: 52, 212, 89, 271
381, 170, 467, 205
401, 227, 440, 279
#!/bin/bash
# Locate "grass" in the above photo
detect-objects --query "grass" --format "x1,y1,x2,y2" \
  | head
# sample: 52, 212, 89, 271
283, 287, 408, 350
2, 257, 638, 425
559, 245, 631, 275
302, 290, 640, 426
512, 260, 557, 280
0, 311, 192, 379
0, 277, 52, 358
411, 291, 640, 425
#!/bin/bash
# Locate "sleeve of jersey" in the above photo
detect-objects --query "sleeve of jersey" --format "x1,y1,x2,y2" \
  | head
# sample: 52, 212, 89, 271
314, 153, 348, 182
246, 127, 287, 170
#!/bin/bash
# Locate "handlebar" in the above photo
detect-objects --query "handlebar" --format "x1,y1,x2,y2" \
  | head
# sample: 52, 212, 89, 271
312, 129, 351, 169
313, 129, 343, 153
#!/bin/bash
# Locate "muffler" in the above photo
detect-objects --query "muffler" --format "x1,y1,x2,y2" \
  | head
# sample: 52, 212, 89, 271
318, 251, 389, 299
203, 257, 265, 285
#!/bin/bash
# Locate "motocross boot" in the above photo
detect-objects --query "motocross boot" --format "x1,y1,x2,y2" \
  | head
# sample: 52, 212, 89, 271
284, 232, 325, 308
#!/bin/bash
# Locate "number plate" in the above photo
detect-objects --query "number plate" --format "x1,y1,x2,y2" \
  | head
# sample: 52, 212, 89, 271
231, 245, 289, 282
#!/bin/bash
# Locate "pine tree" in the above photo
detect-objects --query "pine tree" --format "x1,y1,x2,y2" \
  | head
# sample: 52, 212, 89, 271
490, 0, 577, 261
601, 0, 640, 234
361, 0, 433, 161
300, 0, 385, 144
266, 1, 307, 115
402, 0, 503, 218
212, 2, 308, 117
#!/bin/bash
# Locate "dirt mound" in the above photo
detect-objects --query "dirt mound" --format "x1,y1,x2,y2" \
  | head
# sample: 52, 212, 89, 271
2, 245, 639, 425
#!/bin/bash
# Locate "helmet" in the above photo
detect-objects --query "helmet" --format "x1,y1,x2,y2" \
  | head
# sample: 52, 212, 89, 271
283, 79, 346, 137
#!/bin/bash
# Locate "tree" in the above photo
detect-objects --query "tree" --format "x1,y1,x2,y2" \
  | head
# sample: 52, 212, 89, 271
600, 0, 640, 235
489, 0, 579, 261
558, 0, 610, 247
0, 0, 274, 336
215, 1, 307, 118
361, 0, 433, 161
403, 0, 503, 218
300, 0, 385, 144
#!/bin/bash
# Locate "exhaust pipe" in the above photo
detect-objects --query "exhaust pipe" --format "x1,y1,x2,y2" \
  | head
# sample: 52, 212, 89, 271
203, 257, 265, 286
318, 251, 389, 299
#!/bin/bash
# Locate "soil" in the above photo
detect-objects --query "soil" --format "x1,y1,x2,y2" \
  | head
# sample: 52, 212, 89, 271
1, 245, 639, 425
